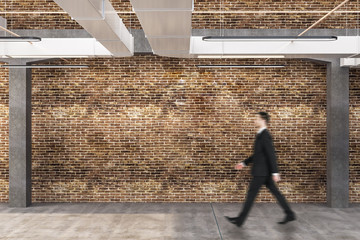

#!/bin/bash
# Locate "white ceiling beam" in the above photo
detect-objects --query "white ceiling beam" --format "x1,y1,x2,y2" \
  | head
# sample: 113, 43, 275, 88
340, 58, 360, 68
191, 36, 360, 58
0, 38, 112, 58
1, 36, 357, 60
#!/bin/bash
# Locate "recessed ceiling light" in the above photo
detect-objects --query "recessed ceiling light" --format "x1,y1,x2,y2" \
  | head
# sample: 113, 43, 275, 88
0, 65, 89, 68
197, 65, 285, 68
0, 37, 41, 42
197, 55, 285, 58
202, 36, 338, 41
8, 55, 90, 58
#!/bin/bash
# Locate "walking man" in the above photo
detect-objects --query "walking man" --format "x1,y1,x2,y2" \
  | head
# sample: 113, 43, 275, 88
225, 112, 296, 227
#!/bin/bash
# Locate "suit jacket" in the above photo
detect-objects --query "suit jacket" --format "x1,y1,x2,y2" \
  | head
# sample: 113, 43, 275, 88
242, 129, 278, 176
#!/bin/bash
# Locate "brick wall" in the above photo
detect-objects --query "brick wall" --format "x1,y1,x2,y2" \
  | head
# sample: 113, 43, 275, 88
0, 0, 359, 29
0, 0, 358, 203
0, 65, 8, 202
0, 56, 335, 203
350, 68, 360, 203
0, 57, 358, 203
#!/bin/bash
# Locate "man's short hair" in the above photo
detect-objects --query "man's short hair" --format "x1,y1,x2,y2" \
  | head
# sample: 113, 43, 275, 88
257, 111, 270, 124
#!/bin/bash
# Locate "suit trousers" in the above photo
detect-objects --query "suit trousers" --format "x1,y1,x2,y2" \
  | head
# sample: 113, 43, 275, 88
238, 175, 294, 222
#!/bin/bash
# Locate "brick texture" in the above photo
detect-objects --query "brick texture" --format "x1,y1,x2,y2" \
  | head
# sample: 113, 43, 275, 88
0, 65, 8, 202
0, 56, 336, 203
0, 0, 359, 203
0, 0, 359, 29
350, 68, 360, 203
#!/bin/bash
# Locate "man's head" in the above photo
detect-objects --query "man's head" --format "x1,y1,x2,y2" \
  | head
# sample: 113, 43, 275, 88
254, 111, 270, 128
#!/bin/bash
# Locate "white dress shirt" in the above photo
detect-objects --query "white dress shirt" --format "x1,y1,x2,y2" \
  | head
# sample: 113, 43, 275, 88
257, 126, 267, 135
241, 127, 279, 176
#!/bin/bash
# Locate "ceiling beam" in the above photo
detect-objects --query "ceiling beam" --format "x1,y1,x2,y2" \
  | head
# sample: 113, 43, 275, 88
0, 38, 112, 58
191, 36, 360, 58
341, 58, 360, 67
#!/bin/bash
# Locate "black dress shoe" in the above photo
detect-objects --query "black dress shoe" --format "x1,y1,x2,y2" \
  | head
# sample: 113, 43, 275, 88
225, 216, 244, 227
277, 214, 296, 224
225, 216, 238, 223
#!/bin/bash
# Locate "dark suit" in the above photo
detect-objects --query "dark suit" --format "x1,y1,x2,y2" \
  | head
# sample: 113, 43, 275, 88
243, 128, 279, 176
237, 129, 294, 223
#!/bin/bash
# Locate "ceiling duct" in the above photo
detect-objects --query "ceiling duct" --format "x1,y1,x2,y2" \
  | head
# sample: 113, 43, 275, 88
130, 0, 193, 58
54, 0, 134, 57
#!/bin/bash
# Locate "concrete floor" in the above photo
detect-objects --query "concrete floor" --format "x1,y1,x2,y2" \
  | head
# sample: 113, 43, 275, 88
0, 202, 359, 240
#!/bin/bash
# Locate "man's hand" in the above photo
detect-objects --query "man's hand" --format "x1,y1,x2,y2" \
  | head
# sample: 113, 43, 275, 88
235, 163, 244, 170
273, 174, 281, 182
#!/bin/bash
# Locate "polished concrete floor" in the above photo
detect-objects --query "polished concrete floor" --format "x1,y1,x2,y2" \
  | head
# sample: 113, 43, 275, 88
0, 202, 359, 240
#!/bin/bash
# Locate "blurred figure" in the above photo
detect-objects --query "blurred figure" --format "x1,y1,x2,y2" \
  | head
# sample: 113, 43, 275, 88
225, 112, 295, 227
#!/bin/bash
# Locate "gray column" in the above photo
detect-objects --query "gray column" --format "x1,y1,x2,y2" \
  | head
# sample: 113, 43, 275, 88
326, 58, 349, 208
9, 60, 32, 207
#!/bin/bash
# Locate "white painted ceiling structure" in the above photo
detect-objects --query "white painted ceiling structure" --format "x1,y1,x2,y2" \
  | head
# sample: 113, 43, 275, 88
0, 38, 112, 58
53, 0, 134, 57
0, 0, 359, 68
191, 36, 360, 58
130, 0, 193, 58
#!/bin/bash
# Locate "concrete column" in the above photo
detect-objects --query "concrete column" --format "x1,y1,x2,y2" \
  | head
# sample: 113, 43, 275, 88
9, 60, 32, 207
326, 58, 349, 208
